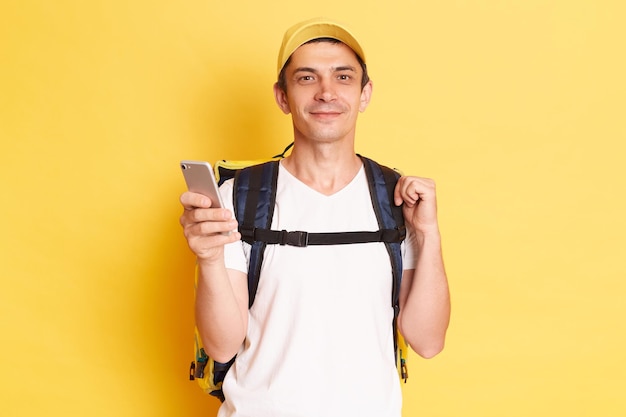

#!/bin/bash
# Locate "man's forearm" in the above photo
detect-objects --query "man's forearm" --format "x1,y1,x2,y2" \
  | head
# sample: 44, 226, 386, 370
195, 260, 248, 363
399, 232, 451, 358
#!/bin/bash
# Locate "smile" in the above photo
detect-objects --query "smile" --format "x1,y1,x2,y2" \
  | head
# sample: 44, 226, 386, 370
310, 110, 342, 118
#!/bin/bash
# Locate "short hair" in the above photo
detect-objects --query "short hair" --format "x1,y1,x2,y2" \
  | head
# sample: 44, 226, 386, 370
276, 38, 370, 92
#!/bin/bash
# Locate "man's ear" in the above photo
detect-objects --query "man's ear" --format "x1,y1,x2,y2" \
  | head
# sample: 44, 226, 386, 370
359, 80, 373, 112
273, 83, 291, 115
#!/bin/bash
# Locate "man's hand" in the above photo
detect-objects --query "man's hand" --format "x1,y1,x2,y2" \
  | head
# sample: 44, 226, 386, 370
179, 191, 240, 263
393, 176, 440, 235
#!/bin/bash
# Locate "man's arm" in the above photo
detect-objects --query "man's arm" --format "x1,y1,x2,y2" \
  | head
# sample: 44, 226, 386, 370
394, 176, 451, 358
180, 191, 249, 363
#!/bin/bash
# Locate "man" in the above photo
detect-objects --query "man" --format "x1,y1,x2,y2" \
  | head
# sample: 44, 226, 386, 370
180, 17, 450, 417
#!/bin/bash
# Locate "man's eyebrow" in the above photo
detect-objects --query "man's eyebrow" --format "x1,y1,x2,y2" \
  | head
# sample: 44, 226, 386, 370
293, 66, 318, 74
292, 65, 357, 74
333, 65, 357, 72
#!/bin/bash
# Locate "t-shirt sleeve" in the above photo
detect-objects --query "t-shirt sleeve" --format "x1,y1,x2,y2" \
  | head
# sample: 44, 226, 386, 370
401, 227, 417, 270
220, 179, 249, 274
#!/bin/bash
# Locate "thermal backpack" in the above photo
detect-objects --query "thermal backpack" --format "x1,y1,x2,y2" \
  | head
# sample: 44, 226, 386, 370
188, 145, 409, 401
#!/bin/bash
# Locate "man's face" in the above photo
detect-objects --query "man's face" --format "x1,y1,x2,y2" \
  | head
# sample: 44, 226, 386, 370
274, 41, 372, 145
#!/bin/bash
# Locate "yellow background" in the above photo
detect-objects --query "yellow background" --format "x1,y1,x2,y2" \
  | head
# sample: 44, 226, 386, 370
1, 1, 624, 416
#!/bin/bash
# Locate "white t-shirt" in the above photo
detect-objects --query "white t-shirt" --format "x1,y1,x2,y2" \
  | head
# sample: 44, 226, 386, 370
217, 163, 416, 417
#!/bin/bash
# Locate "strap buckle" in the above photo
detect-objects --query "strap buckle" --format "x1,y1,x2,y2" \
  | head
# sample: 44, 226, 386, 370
278, 230, 309, 247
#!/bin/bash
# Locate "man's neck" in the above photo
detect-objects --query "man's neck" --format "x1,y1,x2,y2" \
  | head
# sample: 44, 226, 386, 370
281, 141, 362, 196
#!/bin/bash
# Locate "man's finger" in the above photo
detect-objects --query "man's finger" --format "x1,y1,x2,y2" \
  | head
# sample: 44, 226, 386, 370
180, 191, 212, 209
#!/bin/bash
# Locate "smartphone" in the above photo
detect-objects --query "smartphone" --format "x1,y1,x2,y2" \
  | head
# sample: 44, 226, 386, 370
180, 160, 224, 209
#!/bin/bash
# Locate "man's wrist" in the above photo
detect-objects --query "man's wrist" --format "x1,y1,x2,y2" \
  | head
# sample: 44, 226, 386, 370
412, 227, 442, 247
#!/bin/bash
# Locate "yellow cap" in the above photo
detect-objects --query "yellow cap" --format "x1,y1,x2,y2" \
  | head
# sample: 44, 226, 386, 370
277, 17, 366, 76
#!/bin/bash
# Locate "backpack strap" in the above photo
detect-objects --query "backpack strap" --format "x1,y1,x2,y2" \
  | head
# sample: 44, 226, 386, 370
360, 156, 405, 370
246, 228, 403, 247
233, 161, 280, 308
360, 156, 404, 308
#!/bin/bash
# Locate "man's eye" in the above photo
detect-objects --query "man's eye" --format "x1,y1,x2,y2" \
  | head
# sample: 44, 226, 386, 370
338, 74, 352, 81
300, 75, 314, 81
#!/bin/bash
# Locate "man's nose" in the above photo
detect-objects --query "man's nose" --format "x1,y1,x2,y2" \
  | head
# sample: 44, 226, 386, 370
315, 78, 336, 102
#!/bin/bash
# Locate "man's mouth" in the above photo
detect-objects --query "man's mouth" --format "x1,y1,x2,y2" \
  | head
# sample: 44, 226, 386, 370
309, 108, 343, 117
